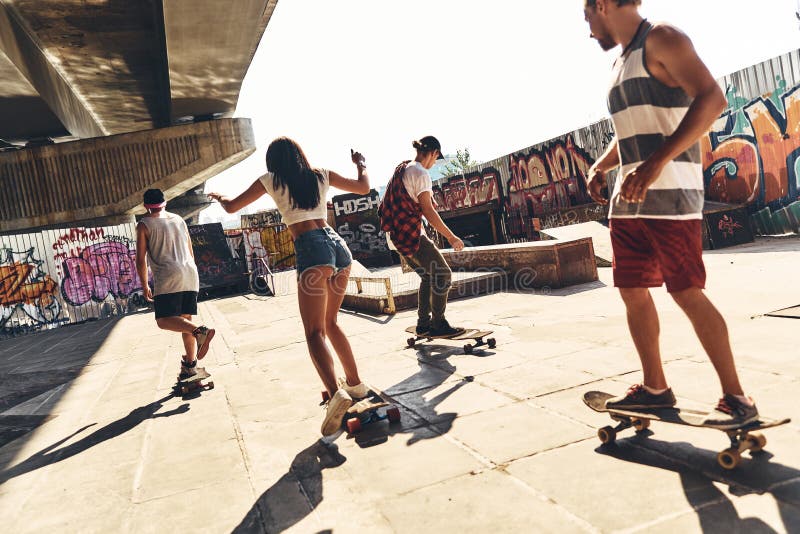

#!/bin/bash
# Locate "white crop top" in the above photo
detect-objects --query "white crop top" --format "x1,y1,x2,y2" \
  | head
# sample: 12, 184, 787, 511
257, 169, 330, 226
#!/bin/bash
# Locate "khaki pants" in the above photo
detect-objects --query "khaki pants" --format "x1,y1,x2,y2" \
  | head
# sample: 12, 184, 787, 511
402, 235, 452, 328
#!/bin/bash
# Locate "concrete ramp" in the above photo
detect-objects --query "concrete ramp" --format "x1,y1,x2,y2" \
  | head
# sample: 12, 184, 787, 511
541, 222, 612, 267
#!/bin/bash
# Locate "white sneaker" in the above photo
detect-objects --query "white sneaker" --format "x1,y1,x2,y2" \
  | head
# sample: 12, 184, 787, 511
337, 377, 369, 399
321, 389, 353, 436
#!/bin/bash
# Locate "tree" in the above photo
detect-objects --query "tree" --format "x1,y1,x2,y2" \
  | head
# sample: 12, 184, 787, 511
440, 148, 477, 179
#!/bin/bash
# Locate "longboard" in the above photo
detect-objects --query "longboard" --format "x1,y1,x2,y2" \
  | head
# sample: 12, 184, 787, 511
405, 326, 496, 353
583, 390, 791, 470
322, 386, 401, 434
173, 367, 214, 396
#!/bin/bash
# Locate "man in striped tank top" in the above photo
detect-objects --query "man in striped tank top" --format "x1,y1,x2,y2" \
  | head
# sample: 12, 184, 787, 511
582, 0, 758, 428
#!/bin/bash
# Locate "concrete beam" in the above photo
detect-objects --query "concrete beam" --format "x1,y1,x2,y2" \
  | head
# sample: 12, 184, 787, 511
0, 118, 256, 233
164, 0, 278, 121
0, 0, 104, 138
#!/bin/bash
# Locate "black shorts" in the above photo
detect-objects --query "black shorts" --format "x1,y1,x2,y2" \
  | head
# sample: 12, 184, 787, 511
153, 291, 198, 319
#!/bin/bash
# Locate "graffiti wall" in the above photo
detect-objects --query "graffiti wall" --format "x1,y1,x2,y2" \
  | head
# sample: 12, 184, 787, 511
242, 224, 296, 271
241, 209, 282, 229
432, 49, 800, 240
188, 223, 245, 290
332, 189, 392, 267
0, 223, 147, 337
704, 50, 800, 211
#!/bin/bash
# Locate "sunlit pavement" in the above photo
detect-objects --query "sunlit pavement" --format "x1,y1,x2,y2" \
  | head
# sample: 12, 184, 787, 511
1, 237, 798, 533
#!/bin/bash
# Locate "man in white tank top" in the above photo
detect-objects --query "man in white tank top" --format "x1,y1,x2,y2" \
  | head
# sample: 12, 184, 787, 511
135, 189, 215, 381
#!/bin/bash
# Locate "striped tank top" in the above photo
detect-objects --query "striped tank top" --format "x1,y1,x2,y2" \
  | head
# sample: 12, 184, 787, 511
608, 20, 704, 220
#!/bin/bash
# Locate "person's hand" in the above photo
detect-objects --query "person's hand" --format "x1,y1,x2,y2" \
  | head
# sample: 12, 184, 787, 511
207, 192, 225, 202
620, 158, 665, 203
449, 236, 464, 252
586, 165, 609, 205
351, 149, 366, 168
142, 284, 153, 302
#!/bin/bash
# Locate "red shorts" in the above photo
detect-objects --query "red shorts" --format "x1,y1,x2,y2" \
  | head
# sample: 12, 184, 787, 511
610, 218, 706, 293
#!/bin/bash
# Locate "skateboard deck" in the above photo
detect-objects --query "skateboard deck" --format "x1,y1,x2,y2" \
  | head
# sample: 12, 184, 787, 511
584, 390, 791, 470
322, 387, 401, 434
405, 326, 496, 353
173, 367, 214, 396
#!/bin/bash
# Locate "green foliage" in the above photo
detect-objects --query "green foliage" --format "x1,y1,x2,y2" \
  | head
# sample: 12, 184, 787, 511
440, 148, 476, 178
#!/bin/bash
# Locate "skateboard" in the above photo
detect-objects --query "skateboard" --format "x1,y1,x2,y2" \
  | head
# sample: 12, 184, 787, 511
321, 387, 401, 434
405, 326, 496, 354
583, 390, 791, 470
173, 367, 214, 396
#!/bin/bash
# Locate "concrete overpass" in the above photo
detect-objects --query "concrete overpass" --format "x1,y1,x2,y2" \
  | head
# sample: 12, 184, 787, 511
0, 0, 279, 232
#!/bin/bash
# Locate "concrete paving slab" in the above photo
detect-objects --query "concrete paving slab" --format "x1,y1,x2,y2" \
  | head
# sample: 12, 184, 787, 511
0, 236, 798, 532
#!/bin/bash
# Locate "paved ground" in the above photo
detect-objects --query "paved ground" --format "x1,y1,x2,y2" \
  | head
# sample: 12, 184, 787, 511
0, 237, 799, 533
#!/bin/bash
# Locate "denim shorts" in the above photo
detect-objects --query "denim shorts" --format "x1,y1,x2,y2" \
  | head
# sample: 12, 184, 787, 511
294, 227, 353, 277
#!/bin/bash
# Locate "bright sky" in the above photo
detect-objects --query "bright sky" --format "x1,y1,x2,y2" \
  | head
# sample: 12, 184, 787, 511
202, 0, 799, 220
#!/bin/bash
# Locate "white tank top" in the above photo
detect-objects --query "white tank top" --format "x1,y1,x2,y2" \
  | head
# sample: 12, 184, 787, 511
139, 212, 200, 296
258, 169, 330, 225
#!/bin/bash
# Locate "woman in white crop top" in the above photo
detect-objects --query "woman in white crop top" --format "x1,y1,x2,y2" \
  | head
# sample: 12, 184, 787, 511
209, 137, 371, 436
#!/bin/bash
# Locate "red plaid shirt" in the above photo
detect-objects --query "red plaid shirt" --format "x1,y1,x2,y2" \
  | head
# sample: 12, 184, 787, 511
379, 161, 422, 256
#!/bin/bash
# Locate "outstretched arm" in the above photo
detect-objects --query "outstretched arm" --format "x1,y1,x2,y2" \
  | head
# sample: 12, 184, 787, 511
208, 179, 266, 213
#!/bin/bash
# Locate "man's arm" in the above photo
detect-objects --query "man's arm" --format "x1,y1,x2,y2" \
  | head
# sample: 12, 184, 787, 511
621, 24, 726, 202
586, 137, 619, 204
417, 191, 464, 252
135, 222, 153, 301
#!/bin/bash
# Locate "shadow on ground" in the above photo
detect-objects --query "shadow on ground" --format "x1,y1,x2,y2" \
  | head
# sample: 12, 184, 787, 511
231, 440, 346, 534
596, 435, 800, 532
0, 394, 188, 485
0, 317, 126, 469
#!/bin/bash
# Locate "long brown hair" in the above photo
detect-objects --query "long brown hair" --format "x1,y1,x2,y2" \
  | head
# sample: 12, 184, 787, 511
265, 137, 324, 210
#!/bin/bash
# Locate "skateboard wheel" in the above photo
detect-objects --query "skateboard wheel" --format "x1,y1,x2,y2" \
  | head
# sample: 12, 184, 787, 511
717, 448, 741, 470
597, 425, 616, 444
488, 338, 496, 349
207, 381, 215, 390
387, 406, 401, 424
321, 390, 331, 402
633, 419, 650, 432
463, 344, 473, 354
748, 432, 767, 453
346, 417, 362, 434
406, 337, 416, 348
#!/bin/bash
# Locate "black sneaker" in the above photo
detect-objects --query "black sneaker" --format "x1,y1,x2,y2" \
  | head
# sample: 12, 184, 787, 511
605, 384, 677, 410
416, 320, 431, 335
428, 320, 465, 337
702, 394, 759, 429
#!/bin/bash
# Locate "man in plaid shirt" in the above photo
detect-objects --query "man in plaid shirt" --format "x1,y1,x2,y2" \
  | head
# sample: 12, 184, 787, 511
379, 136, 465, 336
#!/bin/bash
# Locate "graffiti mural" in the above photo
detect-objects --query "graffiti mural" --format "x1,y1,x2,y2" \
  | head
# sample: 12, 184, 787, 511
60, 240, 141, 306
0, 247, 63, 330
703, 78, 800, 209
332, 189, 392, 267
0, 223, 149, 338
433, 169, 501, 212
507, 134, 594, 216
242, 224, 295, 271
189, 223, 245, 289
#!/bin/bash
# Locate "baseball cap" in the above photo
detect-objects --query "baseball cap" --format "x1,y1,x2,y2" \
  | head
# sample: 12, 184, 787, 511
416, 135, 445, 160
143, 188, 166, 209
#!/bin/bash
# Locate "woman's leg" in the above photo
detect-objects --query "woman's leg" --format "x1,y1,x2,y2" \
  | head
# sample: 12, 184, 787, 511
324, 265, 361, 386
297, 265, 338, 395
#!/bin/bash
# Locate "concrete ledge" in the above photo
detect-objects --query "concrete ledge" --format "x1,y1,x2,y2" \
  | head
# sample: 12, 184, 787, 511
441, 238, 598, 289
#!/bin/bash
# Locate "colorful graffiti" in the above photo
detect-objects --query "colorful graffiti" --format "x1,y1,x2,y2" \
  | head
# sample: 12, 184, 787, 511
432, 169, 501, 212
60, 240, 142, 306
507, 134, 594, 216
0, 248, 62, 329
242, 225, 295, 271
703, 77, 800, 209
